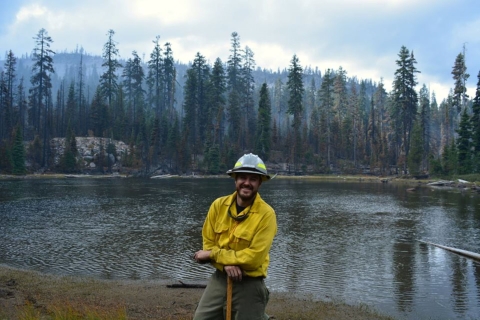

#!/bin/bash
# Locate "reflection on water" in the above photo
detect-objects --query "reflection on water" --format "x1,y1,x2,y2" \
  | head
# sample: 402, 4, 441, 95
1, 178, 480, 319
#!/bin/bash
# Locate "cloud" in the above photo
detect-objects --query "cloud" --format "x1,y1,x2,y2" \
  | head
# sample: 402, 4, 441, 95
1, 0, 479, 103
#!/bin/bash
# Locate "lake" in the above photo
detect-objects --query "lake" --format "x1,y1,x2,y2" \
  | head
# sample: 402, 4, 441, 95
0, 177, 479, 319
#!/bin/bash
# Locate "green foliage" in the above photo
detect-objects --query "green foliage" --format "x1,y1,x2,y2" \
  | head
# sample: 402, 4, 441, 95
471, 70, 480, 172
27, 135, 42, 171
407, 120, 423, 175
451, 52, 469, 113
255, 83, 272, 160
100, 29, 122, 108
456, 108, 472, 174
0, 141, 13, 173
391, 46, 419, 172
442, 141, 458, 175
206, 144, 221, 174
59, 125, 79, 173
5, 30, 480, 177
12, 125, 26, 175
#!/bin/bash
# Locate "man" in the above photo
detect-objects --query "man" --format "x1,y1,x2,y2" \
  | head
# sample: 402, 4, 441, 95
193, 153, 277, 320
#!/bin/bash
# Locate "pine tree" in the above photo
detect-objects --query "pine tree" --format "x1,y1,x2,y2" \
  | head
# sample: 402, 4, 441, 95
182, 67, 198, 164
147, 36, 164, 117
77, 53, 87, 136
471, 71, 480, 173
163, 42, 176, 119
456, 108, 472, 174
30, 28, 55, 167
60, 123, 78, 173
100, 30, 122, 112
12, 125, 26, 175
206, 58, 226, 148
2, 50, 17, 141
123, 51, 145, 137
318, 69, 334, 166
255, 83, 272, 160
241, 46, 256, 150
451, 51, 469, 114
418, 85, 430, 171
65, 81, 76, 130
391, 46, 420, 173
286, 55, 304, 172
226, 32, 243, 149
407, 119, 423, 176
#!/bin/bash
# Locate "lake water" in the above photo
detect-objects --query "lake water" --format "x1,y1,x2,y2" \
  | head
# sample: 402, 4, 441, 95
1, 177, 479, 319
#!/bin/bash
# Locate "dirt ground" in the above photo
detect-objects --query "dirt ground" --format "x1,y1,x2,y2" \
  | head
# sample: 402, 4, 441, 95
0, 265, 395, 320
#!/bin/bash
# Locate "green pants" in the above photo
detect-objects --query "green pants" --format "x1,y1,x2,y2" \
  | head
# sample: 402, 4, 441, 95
193, 270, 270, 320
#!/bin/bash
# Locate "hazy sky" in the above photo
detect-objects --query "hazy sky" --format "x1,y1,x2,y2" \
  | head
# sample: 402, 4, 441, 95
1, 0, 479, 102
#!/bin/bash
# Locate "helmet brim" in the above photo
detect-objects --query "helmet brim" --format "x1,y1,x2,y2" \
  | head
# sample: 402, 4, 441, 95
227, 168, 271, 181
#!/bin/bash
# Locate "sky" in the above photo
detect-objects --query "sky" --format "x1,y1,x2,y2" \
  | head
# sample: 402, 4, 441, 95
1, 0, 479, 103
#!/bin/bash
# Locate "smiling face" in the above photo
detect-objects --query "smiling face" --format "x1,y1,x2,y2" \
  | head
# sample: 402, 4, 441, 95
234, 172, 262, 206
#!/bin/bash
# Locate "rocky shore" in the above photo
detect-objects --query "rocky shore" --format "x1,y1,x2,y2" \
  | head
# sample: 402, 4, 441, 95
0, 265, 395, 320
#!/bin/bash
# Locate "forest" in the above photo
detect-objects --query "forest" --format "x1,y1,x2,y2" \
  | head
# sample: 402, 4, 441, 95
0, 28, 479, 177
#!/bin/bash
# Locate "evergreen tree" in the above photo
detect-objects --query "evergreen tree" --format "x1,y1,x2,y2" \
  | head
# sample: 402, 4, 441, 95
456, 108, 472, 174
16, 78, 27, 138
2, 50, 17, 141
77, 53, 87, 136
65, 81, 76, 130
147, 36, 164, 117
442, 141, 457, 175
255, 83, 272, 160
30, 28, 55, 166
123, 51, 145, 136
182, 67, 198, 164
407, 119, 423, 176
391, 46, 420, 173
451, 51, 469, 114
100, 29, 122, 112
241, 46, 256, 150
163, 42, 176, 119
27, 135, 42, 171
226, 32, 243, 149
206, 58, 226, 148
60, 123, 78, 173
286, 55, 304, 172
12, 125, 26, 175
471, 71, 480, 173
318, 69, 334, 166
90, 86, 109, 137
418, 85, 431, 172
0, 72, 8, 142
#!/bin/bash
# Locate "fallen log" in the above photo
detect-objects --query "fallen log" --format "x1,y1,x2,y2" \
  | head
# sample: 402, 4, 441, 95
419, 240, 480, 261
166, 280, 206, 289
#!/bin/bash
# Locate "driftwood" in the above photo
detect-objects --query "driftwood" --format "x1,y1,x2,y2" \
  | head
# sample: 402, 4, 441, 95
419, 240, 480, 261
166, 280, 206, 289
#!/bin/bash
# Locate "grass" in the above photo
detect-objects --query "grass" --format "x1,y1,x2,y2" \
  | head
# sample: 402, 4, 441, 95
12, 300, 128, 320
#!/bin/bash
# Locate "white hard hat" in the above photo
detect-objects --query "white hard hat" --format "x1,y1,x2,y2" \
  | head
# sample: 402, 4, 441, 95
226, 153, 271, 181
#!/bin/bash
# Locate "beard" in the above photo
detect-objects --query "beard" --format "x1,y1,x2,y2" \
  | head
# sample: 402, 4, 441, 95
237, 185, 257, 203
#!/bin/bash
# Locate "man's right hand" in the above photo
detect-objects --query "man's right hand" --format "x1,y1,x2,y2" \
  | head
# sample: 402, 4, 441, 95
193, 250, 212, 263
224, 265, 243, 282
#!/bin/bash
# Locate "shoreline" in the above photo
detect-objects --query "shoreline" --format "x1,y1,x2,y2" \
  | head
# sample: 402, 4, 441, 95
0, 265, 395, 320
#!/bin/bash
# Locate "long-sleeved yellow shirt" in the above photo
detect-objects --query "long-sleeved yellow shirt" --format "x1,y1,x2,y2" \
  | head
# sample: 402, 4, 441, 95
203, 191, 277, 278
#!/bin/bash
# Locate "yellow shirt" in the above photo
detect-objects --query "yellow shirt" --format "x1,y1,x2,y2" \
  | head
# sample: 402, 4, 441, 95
203, 191, 277, 278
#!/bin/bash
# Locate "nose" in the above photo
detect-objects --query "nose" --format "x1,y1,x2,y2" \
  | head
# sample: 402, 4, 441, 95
243, 177, 252, 185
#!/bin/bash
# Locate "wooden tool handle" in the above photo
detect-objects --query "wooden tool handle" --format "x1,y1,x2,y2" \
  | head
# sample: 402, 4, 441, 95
226, 276, 233, 320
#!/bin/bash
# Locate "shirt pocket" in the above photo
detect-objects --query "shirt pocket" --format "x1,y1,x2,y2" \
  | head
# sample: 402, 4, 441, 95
231, 227, 254, 250
213, 222, 229, 246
